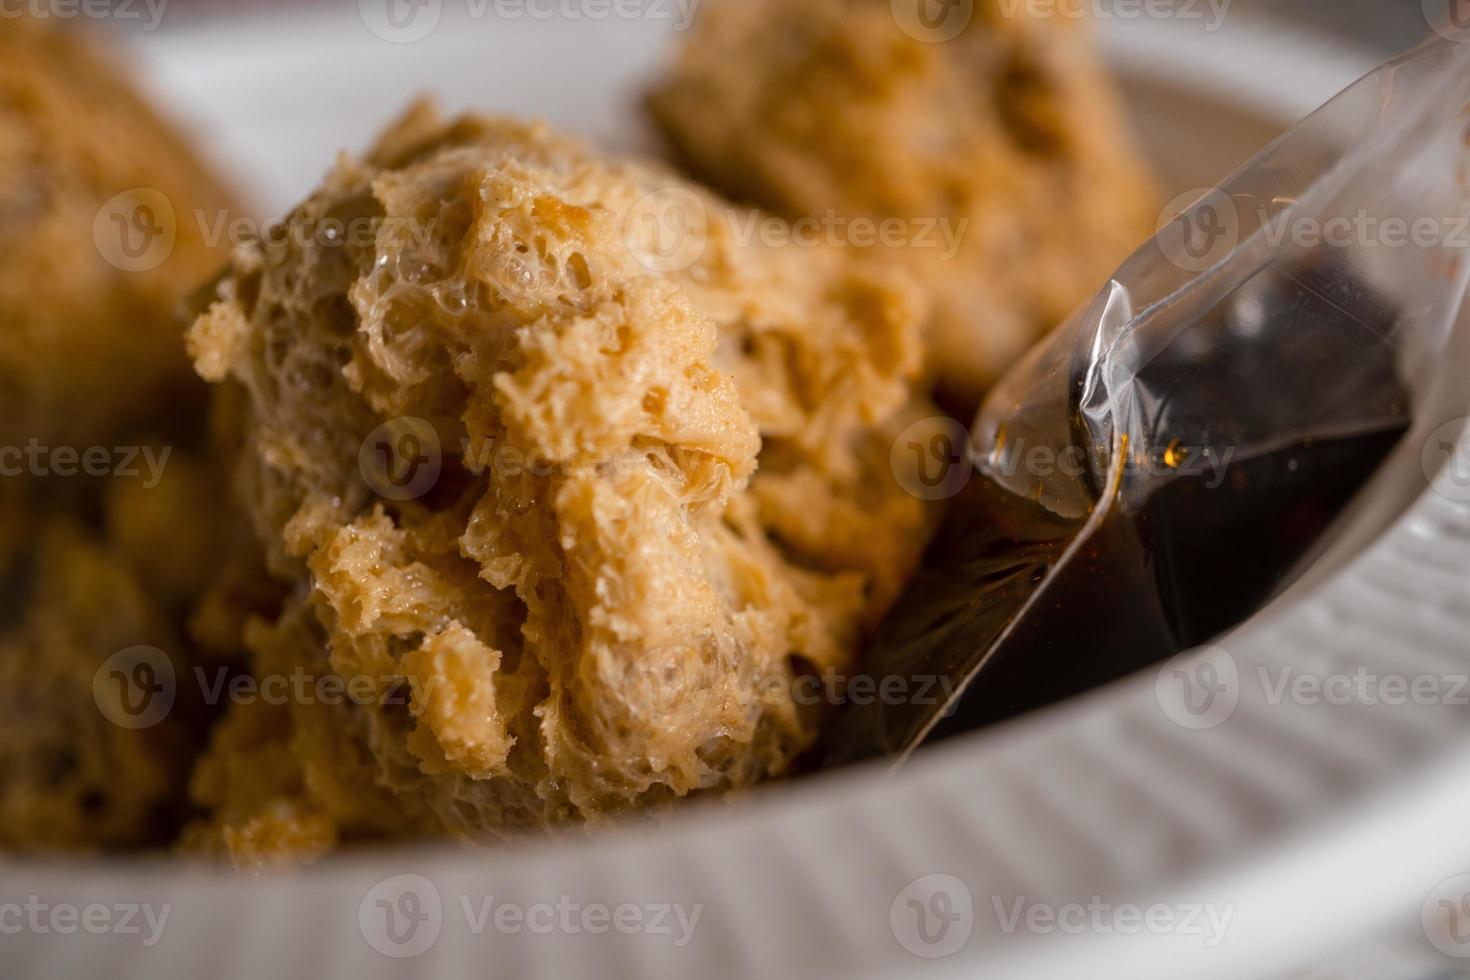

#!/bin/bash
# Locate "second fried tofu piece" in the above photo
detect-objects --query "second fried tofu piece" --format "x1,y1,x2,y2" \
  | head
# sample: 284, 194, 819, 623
0, 14, 236, 449
648, 0, 1159, 403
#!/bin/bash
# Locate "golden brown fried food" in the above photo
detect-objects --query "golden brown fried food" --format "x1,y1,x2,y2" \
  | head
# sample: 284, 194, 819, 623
0, 461, 267, 855
648, 0, 1159, 403
0, 520, 194, 852
183, 104, 937, 860
181, 601, 431, 865
101, 441, 283, 658
0, 16, 264, 855
0, 14, 235, 448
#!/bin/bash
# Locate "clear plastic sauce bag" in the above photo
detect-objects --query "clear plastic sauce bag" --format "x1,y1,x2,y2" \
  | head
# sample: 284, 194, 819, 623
818, 37, 1470, 766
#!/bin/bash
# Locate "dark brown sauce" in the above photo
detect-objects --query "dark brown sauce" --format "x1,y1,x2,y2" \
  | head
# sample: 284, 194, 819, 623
813, 252, 1416, 766
815, 424, 1406, 764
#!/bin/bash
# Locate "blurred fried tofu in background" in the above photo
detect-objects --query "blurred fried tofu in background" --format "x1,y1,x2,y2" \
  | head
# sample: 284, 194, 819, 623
0, 519, 194, 851
0, 14, 275, 853
0, 14, 235, 448
648, 0, 1159, 406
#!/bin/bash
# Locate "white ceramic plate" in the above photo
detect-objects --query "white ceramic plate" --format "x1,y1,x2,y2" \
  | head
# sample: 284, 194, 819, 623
13, 9, 1470, 980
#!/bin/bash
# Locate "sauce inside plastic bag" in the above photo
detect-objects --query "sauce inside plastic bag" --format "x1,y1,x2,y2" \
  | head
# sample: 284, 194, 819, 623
812, 36, 1470, 767
816, 261, 1411, 765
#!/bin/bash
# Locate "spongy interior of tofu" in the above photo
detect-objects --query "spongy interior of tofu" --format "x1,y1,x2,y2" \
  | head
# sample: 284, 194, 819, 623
183, 105, 940, 862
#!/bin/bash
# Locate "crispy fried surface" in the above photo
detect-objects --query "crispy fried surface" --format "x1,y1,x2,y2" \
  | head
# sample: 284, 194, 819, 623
0, 15, 234, 448
184, 106, 937, 861
647, 0, 1158, 403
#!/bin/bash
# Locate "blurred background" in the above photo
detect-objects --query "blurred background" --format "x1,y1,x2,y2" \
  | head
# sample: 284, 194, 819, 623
99, 0, 1445, 48
83, 0, 1449, 219
1253, 0, 1431, 51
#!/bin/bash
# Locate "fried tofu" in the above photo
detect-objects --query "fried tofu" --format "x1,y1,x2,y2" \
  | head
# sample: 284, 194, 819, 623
182, 105, 939, 859
648, 0, 1159, 404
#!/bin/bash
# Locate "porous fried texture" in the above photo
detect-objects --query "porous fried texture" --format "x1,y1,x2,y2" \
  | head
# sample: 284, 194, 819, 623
647, 0, 1159, 403
0, 521, 194, 852
0, 14, 235, 448
184, 105, 935, 859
